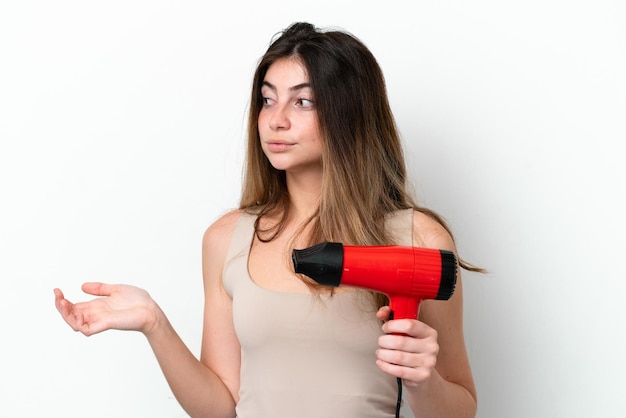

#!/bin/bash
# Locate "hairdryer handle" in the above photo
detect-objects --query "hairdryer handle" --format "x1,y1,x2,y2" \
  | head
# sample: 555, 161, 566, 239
388, 295, 420, 321
387, 296, 421, 336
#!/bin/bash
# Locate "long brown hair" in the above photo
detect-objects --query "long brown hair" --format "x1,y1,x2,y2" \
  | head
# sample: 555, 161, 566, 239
240, 22, 482, 304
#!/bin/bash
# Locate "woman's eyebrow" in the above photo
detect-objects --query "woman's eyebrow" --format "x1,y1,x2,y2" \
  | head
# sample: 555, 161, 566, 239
262, 80, 311, 92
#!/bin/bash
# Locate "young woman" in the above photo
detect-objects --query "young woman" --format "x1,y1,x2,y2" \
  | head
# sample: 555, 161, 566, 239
55, 22, 478, 418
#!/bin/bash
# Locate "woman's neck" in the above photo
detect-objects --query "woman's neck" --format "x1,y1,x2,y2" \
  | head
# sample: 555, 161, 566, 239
285, 170, 322, 222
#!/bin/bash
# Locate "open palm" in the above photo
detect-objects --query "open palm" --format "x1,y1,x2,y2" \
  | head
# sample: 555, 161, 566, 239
54, 282, 157, 336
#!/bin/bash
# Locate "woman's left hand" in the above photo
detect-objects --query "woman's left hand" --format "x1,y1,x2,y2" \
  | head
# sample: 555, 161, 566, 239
375, 306, 439, 387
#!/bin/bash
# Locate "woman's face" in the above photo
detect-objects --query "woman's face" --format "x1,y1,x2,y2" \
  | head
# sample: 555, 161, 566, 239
258, 58, 323, 176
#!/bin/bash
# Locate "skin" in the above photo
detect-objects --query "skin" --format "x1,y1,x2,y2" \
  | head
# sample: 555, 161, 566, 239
54, 58, 476, 418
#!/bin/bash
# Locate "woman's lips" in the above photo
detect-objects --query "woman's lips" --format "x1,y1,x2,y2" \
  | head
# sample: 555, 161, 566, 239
266, 141, 294, 152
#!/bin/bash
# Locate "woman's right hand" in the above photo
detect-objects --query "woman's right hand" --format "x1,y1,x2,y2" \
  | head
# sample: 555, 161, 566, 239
54, 282, 160, 337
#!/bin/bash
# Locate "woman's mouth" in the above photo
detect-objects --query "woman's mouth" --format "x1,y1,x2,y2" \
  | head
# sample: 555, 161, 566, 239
266, 141, 294, 152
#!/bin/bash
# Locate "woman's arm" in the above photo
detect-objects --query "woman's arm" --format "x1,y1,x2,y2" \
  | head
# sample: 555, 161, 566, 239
143, 210, 242, 417
375, 211, 477, 418
53, 211, 242, 418
198, 210, 242, 410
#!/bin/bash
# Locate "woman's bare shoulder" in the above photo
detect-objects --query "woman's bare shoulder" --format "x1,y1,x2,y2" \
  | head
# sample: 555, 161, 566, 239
202, 209, 244, 253
411, 209, 456, 251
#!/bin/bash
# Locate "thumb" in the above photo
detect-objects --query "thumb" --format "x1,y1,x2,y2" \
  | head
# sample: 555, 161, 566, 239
81, 282, 114, 297
376, 306, 392, 321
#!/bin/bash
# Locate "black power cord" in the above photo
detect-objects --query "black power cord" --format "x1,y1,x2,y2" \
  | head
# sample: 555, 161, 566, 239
388, 309, 403, 418
395, 377, 402, 418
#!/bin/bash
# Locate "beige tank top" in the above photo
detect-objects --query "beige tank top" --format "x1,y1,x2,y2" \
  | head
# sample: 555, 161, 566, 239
222, 209, 414, 418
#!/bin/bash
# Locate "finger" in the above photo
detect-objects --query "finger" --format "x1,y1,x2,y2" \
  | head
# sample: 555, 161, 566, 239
376, 306, 392, 321
74, 311, 109, 336
378, 338, 440, 372
53, 289, 73, 316
53, 288, 64, 300
377, 344, 414, 366
81, 282, 113, 297
377, 343, 437, 368
53, 288, 106, 334
376, 358, 433, 384
66, 300, 112, 336
378, 332, 413, 351
382, 318, 436, 339
56, 300, 85, 332
55, 296, 71, 318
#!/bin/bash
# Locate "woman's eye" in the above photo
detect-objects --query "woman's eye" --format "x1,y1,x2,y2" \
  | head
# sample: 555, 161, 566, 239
297, 98, 314, 108
262, 97, 273, 105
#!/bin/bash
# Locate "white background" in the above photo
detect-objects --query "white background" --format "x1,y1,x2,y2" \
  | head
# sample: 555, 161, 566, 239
1, 1, 624, 417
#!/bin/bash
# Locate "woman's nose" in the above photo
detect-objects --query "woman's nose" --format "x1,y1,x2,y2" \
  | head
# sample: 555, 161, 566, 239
269, 106, 290, 130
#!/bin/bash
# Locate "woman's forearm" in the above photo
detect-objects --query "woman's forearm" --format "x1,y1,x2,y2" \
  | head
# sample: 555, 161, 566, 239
144, 306, 236, 418
405, 369, 477, 418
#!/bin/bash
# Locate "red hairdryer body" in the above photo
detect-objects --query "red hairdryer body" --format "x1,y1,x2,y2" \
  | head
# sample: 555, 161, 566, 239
292, 243, 458, 320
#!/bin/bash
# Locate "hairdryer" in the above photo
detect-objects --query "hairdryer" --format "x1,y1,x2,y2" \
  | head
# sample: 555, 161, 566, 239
292, 243, 457, 320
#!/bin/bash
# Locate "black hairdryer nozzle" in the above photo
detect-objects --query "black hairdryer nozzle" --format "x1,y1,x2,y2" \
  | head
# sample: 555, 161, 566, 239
292, 242, 344, 286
